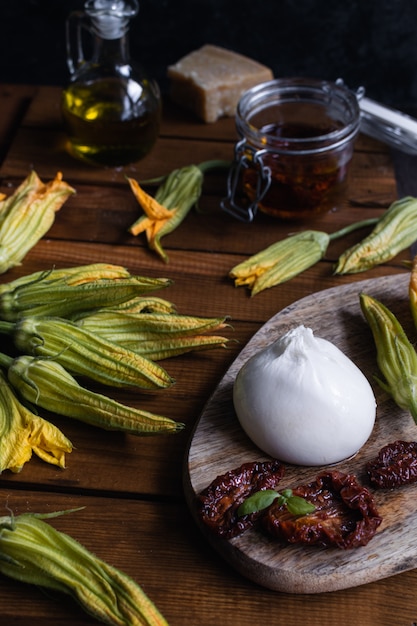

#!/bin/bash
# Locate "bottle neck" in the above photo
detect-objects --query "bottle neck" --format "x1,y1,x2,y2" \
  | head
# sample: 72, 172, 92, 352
92, 32, 131, 70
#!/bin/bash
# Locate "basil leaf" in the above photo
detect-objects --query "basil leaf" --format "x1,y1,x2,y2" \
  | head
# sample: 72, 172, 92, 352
286, 495, 316, 516
237, 489, 279, 517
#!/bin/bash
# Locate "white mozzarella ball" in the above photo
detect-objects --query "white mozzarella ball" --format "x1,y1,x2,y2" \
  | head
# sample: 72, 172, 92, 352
233, 325, 376, 466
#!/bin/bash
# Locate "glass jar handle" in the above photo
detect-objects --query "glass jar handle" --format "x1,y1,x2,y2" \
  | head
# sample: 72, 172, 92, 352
221, 140, 272, 222
65, 10, 92, 76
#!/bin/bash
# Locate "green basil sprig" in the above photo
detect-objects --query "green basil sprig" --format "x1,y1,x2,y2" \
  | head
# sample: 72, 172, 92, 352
237, 488, 315, 517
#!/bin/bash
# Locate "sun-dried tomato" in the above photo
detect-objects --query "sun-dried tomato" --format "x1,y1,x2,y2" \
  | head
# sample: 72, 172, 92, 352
366, 440, 417, 489
263, 470, 382, 549
197, 460, 285, 539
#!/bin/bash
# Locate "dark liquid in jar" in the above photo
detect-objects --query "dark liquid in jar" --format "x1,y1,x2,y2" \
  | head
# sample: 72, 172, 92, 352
243, 121, 351, 219
61, 79, 161, 167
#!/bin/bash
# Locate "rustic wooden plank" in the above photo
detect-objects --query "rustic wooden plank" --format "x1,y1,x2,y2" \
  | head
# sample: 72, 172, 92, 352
21, 85, 241, 141
0, 127, 234, 184
0, 174, 391, 251
0, 84, 37, 163
0, 238, 408, 324
0, 83, 415, 626
0, 152, 396, 261
1, 489, 417, 626
21, 86, 392, 153
0, 84, 395, 198
0, 127, 395, 195
0, 179, 383, 254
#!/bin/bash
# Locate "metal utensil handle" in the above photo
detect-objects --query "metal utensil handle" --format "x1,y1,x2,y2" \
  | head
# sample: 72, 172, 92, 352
359, 95, 417, 155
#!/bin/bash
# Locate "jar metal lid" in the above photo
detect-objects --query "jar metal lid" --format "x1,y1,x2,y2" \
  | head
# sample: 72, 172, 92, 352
235, 77, 361, 156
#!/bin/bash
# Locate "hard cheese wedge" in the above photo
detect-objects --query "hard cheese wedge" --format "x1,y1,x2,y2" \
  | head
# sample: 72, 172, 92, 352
167, 44, 273, 123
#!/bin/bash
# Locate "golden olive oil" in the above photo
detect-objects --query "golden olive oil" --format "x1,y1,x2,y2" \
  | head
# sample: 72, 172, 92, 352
62, 78, 161, 167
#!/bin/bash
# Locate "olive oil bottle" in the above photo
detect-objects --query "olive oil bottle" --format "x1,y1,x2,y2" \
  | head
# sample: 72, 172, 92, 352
62, 0, 161, 167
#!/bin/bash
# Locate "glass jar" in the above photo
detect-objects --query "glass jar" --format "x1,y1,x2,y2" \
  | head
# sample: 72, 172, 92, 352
222, 77, 361, 221
61, 0, 161, 167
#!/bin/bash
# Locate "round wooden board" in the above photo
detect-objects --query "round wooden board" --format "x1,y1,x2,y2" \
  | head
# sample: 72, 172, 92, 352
183, 272, 417, 594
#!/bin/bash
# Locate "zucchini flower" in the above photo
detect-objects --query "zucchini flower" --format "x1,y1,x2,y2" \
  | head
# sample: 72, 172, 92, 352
0, 170, 75, 274
0, 370, 72, 473
73, 309, 231, 359
409, 254, 417, 330
229, 218, 378, 296
0, 509, 168, 626
335, 196, 417, 274
0, 263, 172, 321
119, 334, 229, 361
1, 353, 183, 435
128, 160, 230, 263
0, 316, 174, 390
108, 295, 177, 315
230, 230, 329, 296
73, 310, 229, 337
0, 262, 133, 295
0, 192, 7, 215
360, 292, 417, 423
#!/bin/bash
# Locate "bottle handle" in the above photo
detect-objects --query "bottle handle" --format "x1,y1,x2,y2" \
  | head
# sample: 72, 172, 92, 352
65, 10, 92, 76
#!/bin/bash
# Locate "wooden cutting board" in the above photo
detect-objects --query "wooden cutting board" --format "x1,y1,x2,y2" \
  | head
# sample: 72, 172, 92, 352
183, 272, 417, 594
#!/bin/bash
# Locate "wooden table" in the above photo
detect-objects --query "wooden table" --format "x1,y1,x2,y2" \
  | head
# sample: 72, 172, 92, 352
0, 83, 415, 626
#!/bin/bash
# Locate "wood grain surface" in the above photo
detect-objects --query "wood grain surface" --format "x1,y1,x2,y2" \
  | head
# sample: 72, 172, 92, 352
2, 84, 417, 626
185, 272, 417, 594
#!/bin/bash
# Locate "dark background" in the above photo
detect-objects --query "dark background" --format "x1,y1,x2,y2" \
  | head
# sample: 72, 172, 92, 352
2, 0, 417, 110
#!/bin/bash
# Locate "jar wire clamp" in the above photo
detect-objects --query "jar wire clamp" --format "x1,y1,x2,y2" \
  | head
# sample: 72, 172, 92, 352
221, 139, 271, 222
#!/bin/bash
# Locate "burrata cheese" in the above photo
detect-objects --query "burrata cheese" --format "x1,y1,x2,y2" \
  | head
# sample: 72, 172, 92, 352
233, 325, 376, 466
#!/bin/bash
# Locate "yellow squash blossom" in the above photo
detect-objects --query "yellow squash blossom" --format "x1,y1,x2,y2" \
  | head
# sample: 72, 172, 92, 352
230, 218, 378, 296
3, 354, 183, 436
0, 509, 168, 625
128, 161, 229, 263
230, 230, 330, 296
0, 263, 172, 321
409, 254, 417, 330
0, 370, 72, 473
0, 170, 75, 274
128, 165, 203, 263
360, 292, 417, 423
335, 196, 417, 274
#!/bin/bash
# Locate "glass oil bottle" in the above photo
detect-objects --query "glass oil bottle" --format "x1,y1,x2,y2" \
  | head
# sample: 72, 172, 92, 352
61, 0, 161, 167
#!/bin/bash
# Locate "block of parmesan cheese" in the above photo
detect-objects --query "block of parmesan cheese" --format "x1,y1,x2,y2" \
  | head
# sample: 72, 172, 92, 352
167, 45, 273, 123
